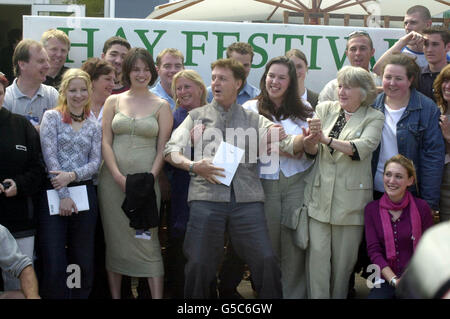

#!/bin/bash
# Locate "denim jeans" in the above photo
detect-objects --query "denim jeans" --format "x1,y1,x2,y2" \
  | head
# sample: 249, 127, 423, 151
37, 183, 98, 299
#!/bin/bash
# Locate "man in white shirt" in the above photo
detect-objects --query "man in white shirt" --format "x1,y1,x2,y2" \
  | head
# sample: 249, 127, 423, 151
3, 39, 58, 129
150, 48, 185, 111
372, 5, 433, 74
319, 31, 381, 103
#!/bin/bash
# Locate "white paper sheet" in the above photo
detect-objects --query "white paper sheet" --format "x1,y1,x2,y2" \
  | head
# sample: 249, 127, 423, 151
212, 141, 245, 186
47, 185, 90, 215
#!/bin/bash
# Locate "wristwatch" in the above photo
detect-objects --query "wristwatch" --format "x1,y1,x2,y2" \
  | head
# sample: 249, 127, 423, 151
188, 161, 196, 177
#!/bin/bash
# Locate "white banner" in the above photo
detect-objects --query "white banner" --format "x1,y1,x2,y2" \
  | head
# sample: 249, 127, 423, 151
23, 16, 404, 92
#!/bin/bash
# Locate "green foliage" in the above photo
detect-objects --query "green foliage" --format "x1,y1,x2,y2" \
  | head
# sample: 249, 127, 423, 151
63, 0, 104, 17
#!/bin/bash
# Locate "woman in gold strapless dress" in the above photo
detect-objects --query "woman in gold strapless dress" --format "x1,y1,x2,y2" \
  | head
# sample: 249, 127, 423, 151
98, 48, 173, 299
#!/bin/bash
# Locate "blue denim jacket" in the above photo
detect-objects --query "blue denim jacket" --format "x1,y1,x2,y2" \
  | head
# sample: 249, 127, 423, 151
371, 89, 445, 210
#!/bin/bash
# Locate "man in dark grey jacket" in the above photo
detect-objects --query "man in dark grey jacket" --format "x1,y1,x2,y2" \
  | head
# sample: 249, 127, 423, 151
0, 224, 40, 299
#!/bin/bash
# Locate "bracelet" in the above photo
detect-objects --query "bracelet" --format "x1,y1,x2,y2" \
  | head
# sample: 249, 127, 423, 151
327, 137, 333, 146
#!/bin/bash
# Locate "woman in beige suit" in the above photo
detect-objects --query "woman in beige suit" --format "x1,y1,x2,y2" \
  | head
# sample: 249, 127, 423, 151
304, 66, 384, 299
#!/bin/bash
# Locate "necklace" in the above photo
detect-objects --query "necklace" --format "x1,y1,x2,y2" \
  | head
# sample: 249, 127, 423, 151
70, 111, 84, 122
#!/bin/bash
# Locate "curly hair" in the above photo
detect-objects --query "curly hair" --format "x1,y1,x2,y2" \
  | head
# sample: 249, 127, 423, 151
433, 64, 450, 114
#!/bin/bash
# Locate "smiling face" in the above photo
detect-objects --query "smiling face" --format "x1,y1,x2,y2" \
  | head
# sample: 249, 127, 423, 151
129, 58, 152, 88
102, 44, 129, 76
211, 66, 241, 109
382, 64, 413, 100
265, 63, 290, 107
337, 83, 362, 112
175, 76, 203, 110
346, 36, 374, 71
383, 162, 414, 203
66, 77, 89, 114
157, 53, 184, 89
44, 37, 69, 72
19, 45, 50, 83
92, 70, 115, 100
442, 77, 450, 104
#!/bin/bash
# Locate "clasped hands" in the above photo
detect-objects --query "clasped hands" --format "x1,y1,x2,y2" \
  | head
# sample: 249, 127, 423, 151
304, 118, 326, 146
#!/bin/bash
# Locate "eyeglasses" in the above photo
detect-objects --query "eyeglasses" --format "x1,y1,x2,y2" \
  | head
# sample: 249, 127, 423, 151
347, 30, 370, 38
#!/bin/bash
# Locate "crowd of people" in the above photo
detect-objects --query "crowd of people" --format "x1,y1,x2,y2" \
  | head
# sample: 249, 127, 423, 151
0, 4, 449, 300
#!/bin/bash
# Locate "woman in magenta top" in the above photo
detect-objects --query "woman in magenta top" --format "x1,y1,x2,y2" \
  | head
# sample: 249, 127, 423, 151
364, 154, 434, 299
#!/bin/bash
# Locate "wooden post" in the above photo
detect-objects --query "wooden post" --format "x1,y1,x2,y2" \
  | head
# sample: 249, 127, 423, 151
384, 16, 390, 28
344, 14, 350, 26
324, 13, 329, 25
363, 15, 368, 27
304, 12, 310, 25
283, 10, 289, 24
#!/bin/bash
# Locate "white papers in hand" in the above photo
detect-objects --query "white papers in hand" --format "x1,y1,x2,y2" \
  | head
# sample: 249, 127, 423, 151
212, 141, 245, 186
47, 185, 90, 215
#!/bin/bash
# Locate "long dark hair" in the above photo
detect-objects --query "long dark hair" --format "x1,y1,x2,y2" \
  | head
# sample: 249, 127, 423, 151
257, 56, 312, 122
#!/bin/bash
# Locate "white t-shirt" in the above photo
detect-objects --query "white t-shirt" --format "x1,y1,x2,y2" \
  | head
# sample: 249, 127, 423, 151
301, 90, 312, 109
89, 107, 103, 124
374, 104, 407, 192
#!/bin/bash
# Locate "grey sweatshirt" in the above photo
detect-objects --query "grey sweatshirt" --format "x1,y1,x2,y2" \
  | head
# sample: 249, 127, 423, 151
0, 224, 32, 279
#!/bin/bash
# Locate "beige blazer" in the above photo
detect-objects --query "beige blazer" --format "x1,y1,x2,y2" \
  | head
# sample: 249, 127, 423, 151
304, 101, 384, 226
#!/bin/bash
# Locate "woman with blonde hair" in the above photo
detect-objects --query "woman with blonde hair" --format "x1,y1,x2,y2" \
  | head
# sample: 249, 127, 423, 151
166, 69, 206, 298
305, 65, 384, 298
365, 154, 433, 299
433, 64, 450, 222
38, 68, 102, 298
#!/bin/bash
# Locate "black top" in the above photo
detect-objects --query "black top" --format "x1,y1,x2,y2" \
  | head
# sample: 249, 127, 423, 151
43, 66, 69, 90
328, 109, 360, 160
0, 107, 46, 237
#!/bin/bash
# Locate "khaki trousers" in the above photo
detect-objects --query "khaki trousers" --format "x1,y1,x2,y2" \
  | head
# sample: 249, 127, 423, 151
306, 217, 363, 299
262, 170, 309, 299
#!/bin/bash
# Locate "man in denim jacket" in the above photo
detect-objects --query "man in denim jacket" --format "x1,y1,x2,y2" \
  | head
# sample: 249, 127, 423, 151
372, 88, 445, 212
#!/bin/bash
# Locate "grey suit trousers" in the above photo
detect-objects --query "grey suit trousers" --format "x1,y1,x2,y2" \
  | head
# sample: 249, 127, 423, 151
183, 192, 282, 299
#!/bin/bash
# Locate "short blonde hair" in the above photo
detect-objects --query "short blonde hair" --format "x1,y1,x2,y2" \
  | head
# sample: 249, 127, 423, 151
41, 29, 70, 49
337, 65, 377, 107
171, 69, 207, 109
155, 48, 184, 67
56, 68, 92, 123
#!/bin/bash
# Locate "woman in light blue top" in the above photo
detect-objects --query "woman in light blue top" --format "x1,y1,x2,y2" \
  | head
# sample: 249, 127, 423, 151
242, 56, 314, 298
38, 68, 102, 299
